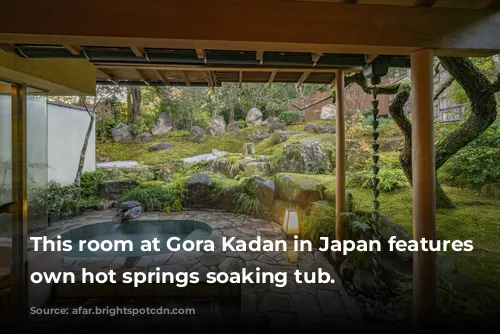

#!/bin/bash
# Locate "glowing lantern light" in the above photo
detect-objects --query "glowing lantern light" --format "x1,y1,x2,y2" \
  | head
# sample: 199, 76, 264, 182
284, 208, 299, 237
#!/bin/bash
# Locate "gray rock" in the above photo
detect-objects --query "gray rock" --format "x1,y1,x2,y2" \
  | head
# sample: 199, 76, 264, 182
241, 161, 272, 176
262, 116, 279, 126
353, 270, 378, 298
118, 205, 142, 221
304, 123, 317, 132
245, 129, 269, 141
270, 130, 294, 144
269, 122, 286, 133
481, 183, 500, 200
112, 123, 135, 143
246, 176, 275, 209
246, 107, 263, 127
320, 104, 336, 120
120, 200, 141, 210
206, 115, 226, 136
148, 142, 173, 152
134, 132, 153, 143
275, 140, 331, 174
151, 112, 173, 137
314, 125, 336, 134
340, 259, 356, 281
98, 179, 139, 200
226, 122, 239, 136
189, 126, 205, 143
182, 173, 241, 211
376, 215, 412, 262
243, 143, 255, 156
182, 153, 218, 169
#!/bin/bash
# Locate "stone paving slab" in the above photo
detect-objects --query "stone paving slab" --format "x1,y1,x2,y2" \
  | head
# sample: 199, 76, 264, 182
28, 209, 364, 328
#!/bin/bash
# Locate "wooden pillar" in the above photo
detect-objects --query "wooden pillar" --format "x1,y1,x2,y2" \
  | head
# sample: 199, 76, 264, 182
11, 84, 28, 327
410, 49, 437, 332
335, 70, 346, 241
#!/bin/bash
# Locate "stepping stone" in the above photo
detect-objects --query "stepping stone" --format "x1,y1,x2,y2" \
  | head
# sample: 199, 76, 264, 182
257, 291, 295, 313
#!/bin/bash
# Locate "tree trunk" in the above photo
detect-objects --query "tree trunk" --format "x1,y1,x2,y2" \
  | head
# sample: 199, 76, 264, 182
74, 113, 95, 193
131, 86, 141, 124
493, 54, 500, 105
126, 87, 132, 121
229, 109, 235, 123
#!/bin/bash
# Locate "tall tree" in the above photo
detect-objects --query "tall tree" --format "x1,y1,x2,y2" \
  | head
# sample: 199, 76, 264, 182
130, 86, 142, 124
344, 57, 500, 208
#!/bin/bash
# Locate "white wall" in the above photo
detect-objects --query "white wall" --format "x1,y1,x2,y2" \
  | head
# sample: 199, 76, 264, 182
47, 101, 96, 185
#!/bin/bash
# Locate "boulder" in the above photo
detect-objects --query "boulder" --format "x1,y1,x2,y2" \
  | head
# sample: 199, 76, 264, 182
481, 183, 500, 200
246, 176, 275, 209
314, 125, 336, 134
99, 180, 139, 200
320, 104, 335, 120
246, 107, 263, 127
242, 161, 272, 176
117, 200, 142, 220
275, 173, 335, 208
304, 123, 317, 132
182, 153, 218, 169
275, 140, 331, 174
182, 173, 241, 210
151, 112, 173, 137
135, 132, 153, 143
206, 158, 231, 176
189, 126, 205, 143
111, 123, 134, 143
376, 214, 412, 262
262, 116, 279, 126
353, 270, 378, 298
226, 122, 240, 136
206, 115, 226, 136
243, 143, 255, 156
245, 129, 269, 141
147, 142, 173, 152
340, 259, 356, 281
269, 122, 286, 133
270, 130, 294, 145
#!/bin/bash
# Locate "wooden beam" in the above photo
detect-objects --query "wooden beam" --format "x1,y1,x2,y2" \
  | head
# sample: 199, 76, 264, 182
130, 46, 144, 57
181, 71, 190, 86
239, 71, 243, 88
256, 51, 264, 64
341, 0, 357, 3
0, 43, 14, 53
156, 70, 169, 84
413, 0, 437, 6
335, 69, 346, 241
268, 71, 277, 87
94, 62, 361, 73
312, 52, 323, 65
0, 0, 498, 56
410, 48, 437, 332
196, 48, 205, 59
98, 68, 119, 85
63, 44, 81, 55
296, 71, 310, 88
136, 68, 150, 85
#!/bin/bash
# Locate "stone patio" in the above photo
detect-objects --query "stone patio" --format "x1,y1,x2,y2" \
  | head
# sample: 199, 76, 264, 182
26, 209, 366, 330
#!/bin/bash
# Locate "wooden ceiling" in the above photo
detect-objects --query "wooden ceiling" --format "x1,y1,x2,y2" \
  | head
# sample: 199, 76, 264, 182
305, 0, 500, 9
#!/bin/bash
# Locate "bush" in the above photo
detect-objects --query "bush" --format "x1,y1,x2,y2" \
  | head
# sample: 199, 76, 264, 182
278, 110, 303, 125
117, 181, 183, 212
347, 167, 409, 191
96, 118, 118, 143
80, 169, 107, 199
46, 180, 78, 216
127, 123, 141, 137
237, 119, 247, 128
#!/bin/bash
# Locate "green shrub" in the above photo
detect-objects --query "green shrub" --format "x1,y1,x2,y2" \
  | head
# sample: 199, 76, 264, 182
347, 167, 409, 191
233, 178, 266, 217
237, 119, 246, 128
80, 169, 107, 199
278, 110, 303, 125
301, 201, 335, 245
127, 124, 141, 137
437, 120, 500, 188
46, 180, 78, 216
117, 181, 183, 212
96, 118, 118, 143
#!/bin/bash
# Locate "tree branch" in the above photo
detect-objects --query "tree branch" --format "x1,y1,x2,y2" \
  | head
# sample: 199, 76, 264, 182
433, 76, 454, 101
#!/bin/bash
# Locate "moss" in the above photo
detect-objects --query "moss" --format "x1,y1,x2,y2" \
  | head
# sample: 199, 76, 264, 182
346, 185, 500, 308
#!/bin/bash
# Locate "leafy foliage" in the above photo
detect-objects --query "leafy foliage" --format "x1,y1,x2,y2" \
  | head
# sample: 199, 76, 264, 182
117, 181, 183, 212
278, 110, 303, 125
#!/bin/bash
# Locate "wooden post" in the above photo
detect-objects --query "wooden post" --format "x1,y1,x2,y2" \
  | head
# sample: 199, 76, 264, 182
335, 70, 346, 241
410, 49, 437, 332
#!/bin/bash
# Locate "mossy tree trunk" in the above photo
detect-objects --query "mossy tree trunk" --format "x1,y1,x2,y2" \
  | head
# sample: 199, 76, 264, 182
344, 57, 499, 209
